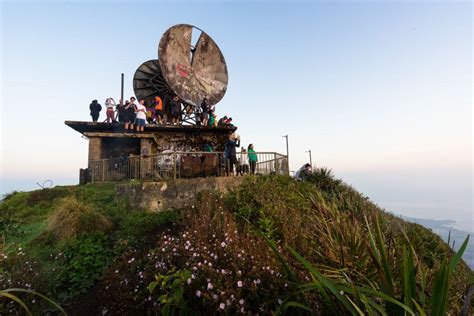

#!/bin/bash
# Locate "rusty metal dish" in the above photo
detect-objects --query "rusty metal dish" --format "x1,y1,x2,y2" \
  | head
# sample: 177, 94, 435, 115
158, 24, 228, 106
133, 59, 174, 108
133, 59, 200, 125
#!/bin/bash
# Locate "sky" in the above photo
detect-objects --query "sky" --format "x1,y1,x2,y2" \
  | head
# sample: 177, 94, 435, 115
1, 1, 472, 232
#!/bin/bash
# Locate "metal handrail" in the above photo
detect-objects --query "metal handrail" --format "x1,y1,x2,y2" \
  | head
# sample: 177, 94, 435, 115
88, 151, 288, 183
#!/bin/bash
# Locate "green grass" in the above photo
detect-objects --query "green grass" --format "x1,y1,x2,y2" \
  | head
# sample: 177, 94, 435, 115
225, 172, 473, 314
1, 173, 472, 315
1, 183, 180, 311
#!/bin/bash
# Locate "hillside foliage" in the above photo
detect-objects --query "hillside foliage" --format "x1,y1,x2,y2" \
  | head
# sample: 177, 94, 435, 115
0, 172, 472, 315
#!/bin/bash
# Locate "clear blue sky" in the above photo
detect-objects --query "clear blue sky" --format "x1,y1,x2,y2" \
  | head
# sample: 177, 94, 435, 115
1, 1, 472, 231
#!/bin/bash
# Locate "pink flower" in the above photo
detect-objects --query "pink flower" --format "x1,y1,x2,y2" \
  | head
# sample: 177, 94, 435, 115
237, 281, 243, 287
219, 303, 225, 310
239, 299, 244, 305
207, 282, 214, 290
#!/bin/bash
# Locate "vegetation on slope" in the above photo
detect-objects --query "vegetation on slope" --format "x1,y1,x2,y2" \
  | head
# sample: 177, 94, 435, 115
0, 171, 472, 315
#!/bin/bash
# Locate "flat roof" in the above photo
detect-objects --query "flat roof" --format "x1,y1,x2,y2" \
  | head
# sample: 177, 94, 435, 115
65, 121, 237, 135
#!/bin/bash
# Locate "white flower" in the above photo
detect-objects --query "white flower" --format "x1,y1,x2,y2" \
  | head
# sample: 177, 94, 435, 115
196, 290, 201, 297
207, 282, 214, 290
221, 241, 227, 248
340, 290, 344, 295
187, 278, 192, 284
219, 303, 225, 310
239, 299, 244, 305
278, 299, 283, 305
237, 281, 243, 287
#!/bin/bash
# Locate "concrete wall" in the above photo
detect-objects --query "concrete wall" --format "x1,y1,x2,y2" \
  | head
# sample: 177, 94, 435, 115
86, 128, 232, 167
152, 130, 229, 152
88, 137, 101, 167
115, 177, 244, 212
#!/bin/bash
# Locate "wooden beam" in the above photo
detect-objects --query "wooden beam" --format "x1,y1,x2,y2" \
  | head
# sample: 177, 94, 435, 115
84, 132, 155, 138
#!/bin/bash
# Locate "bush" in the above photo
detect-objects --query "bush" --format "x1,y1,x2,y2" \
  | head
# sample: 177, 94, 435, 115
45, 197, 112, 241
54, 234, 111, 300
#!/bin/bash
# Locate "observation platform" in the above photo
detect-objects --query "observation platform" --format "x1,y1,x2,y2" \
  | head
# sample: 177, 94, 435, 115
65, 121, 236, 137
65, 120, 238, 179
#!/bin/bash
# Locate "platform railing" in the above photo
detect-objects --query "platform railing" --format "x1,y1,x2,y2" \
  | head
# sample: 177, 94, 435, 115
88, 151, 288, 183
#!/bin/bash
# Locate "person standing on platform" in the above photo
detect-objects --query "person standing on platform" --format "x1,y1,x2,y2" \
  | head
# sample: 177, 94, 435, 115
201, 97, 209, 126
116, 99, 126, 122
124, 99, 136, 130
218, 115, 227, 126
208, 109, 216, 127
105, 98, 116, 123
171, 96, 181, 125
154, 96, 164, 124
89, 100, 102, 122
224, 133, 240, 176
240, 147, 250, 174
134, 99, 147, 132
248, 144, 258, 175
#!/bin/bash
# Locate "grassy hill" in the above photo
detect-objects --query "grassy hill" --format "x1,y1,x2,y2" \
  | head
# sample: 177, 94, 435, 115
1, 171, 472, 315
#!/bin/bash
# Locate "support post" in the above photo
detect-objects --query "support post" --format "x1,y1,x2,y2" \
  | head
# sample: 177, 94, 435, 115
121, 73, 124, 104
282, 135, 289, 175
102, 160, 106, 182
306, 149, 312, 167
173, 152, 177, 180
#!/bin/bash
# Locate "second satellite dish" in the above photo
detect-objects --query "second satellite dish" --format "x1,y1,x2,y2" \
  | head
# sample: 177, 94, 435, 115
158, 24, 228, 106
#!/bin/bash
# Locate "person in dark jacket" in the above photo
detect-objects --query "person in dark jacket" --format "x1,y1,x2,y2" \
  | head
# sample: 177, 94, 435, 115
89, 100, 102, 122
217, 115, 228, 126
116, 99, 126, 122
224, 133, 240, 176
171, 96, 181, 125
201, 97, 209, 126
124, 99, 136, 130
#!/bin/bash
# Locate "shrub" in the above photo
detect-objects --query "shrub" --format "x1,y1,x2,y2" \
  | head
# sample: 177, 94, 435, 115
96, 192, 290, 315
54, 234, 111, 300
45, 197, 112, 241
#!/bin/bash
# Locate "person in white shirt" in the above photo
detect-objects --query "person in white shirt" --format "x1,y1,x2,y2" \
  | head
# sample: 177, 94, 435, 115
134, 99, 147, 132
105, 97, 116, 123
240, 148, 249, 174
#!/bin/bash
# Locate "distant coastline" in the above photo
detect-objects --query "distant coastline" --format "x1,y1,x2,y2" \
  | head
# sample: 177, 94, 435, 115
400, 215, 473, 270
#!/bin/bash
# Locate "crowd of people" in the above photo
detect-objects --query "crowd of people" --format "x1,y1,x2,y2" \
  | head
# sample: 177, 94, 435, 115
89, 96, 235, 131
223, 133, 258, 176
88, 97, 308, 179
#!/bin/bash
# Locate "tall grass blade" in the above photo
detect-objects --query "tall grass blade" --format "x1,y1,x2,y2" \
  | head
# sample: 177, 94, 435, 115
346, 295, 365, 315
430, 258, 449, 316
412, 299, 426, 316
0, 292, 32, 316
338, 285, 415, 316
431, 235, 469, 316
374, 217, 395, 296
287, 246, 357, 314
448, 235, 469, 272
1, 288, 67, 315
402, 247, 416, 309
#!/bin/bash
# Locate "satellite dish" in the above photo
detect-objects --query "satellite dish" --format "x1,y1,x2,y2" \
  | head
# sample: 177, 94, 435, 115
133, 59, 175, 108
133, 59, 199, 125
132, 24, 228, 125
158, 24, 228, 106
